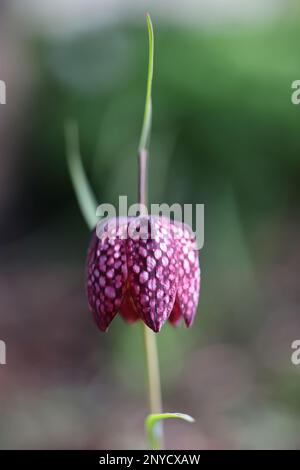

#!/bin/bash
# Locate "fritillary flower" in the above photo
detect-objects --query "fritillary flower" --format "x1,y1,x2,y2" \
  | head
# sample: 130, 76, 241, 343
86, 216, 200, 333
68, 14, 199, 449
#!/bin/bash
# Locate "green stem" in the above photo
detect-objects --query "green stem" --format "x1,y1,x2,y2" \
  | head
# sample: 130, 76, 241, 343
139, 14, 164, 450
142, 325, 163, 447
139, 14, 154, 153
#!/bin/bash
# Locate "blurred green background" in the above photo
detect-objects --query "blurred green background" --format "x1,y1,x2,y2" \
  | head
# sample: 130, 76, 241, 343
0, 0, 300, 449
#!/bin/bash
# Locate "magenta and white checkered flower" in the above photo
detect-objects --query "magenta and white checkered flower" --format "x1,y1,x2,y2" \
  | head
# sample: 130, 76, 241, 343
86, 216, 200, 333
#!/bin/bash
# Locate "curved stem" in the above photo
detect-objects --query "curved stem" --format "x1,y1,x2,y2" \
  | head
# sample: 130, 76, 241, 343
139, 14, 154, 152
138, 14, 164, 450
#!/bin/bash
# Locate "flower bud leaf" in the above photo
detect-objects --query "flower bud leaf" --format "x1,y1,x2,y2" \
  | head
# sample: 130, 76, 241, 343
65, 119, 98, 230
139, 13, 154, 152
145, 412, 195, 449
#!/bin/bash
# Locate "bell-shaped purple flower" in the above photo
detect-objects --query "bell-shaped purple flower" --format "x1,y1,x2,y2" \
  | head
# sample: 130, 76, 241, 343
86, 216, 200, 333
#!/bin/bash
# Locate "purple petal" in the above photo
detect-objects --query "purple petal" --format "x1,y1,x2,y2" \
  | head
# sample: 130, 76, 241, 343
127, 217, 178, 332
172, 221, 200, 327
168, 298, 183, 326
86, 219, 128, 331
119, 290, 141, 324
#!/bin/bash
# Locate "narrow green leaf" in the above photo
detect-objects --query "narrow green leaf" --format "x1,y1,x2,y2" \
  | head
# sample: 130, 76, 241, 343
139, 13, 154, 152
145, 412, 195, 450
65, 120, 98, 230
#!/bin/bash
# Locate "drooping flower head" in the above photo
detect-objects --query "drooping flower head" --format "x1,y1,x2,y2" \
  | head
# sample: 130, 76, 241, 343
86, 216, 200, 333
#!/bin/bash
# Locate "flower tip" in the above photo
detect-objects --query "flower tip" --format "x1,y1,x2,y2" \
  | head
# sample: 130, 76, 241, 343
95, 319, 110, 333
169, 318, 182, 328
152, 324, 162, 334
145, 13, 153, 31
184, 316, 194, 328
91, 308, 113, 333
147, 319, 163, 333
